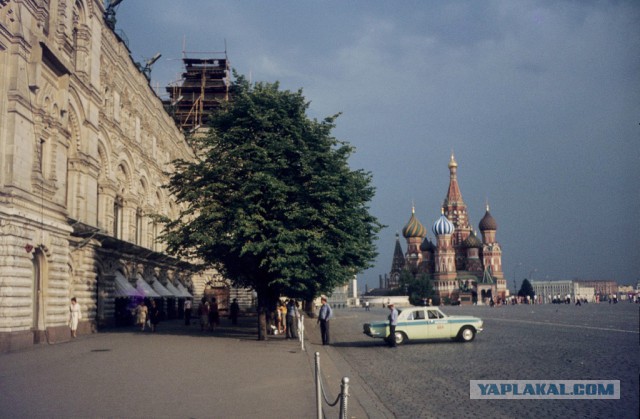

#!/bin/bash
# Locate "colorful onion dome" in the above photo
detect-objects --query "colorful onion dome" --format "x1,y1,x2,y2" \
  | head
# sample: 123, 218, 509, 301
420, 237, 436, 252
479, 204, 498, 231
432, 210, 455, 236
402, 206, 427, 238
462, 231, 482, 248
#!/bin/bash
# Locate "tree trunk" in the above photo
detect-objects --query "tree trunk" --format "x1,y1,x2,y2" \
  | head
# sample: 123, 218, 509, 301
304, 299, 316, 318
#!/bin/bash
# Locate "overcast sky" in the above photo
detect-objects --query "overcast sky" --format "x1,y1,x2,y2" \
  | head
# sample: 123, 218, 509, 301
114, 0, 640, 291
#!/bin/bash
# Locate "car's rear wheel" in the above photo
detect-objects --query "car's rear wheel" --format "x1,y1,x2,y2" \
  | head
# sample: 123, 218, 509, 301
394, 331, 407, 345
459, 326, 476, 342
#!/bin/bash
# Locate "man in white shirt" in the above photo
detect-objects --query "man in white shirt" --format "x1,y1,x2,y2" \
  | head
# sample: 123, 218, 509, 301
387, 303, 398, 348
317, 297, 332, 345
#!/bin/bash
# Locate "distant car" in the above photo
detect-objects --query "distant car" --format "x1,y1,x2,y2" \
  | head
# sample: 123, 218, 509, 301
363, 306, 483, 345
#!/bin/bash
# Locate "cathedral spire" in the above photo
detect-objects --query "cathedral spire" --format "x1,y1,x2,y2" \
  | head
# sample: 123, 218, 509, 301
389, 233, 406, 289
444, 152, 463, 206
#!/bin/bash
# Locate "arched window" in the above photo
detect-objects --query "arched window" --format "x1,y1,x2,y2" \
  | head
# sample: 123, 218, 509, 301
31, 248, 46, 331
152, 221, 159, 252
36, 138, 45, 174
135, 208, 143, 245
114, 196, 123, 239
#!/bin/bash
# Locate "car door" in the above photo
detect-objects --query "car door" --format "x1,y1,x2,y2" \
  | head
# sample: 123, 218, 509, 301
399, 309, 428, 339
426, 309, 450, 338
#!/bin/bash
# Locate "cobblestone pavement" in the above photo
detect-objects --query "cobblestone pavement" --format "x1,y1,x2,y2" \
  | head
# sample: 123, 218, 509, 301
327, 303, 639, 419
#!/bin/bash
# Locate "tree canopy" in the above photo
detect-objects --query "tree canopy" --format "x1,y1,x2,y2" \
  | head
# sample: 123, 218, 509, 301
161, 75, 382, 308
518, 278, 535, 299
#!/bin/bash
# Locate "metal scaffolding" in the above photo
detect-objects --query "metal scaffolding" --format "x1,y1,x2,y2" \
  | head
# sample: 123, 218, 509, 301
163, 53, 229, 132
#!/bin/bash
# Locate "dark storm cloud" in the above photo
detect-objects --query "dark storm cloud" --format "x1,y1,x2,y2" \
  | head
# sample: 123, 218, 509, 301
116, 0, 640, 290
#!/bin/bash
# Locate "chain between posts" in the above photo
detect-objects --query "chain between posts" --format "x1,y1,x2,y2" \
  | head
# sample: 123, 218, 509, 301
315, 351, 349, 419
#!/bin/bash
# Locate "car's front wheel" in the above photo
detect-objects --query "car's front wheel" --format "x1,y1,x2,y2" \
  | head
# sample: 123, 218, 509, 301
458, 326, 476, 342
394, 331, 407, 345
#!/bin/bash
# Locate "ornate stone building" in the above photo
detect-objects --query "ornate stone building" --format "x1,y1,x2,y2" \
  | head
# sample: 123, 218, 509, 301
0, 0, 222, 352
390, 154, 508, 303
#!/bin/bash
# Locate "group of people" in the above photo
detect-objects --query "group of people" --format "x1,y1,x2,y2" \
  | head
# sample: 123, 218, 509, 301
134, 300, 161, 332
65, 294, 338, 346
182, 297, 239, 328
272, 299, 301, 339
198, 297, 220, 332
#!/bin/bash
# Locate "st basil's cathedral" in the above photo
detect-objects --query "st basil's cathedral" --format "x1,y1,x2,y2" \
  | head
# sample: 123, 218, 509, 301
385, 154, 507, 304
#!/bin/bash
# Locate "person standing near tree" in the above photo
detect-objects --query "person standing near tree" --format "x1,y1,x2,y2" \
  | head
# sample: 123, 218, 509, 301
68, 297, 82, 338
229, 298, 240, 325
199, 298, 209, 332
209, 297, 219, 331
317, 297, 332, 345
286, 299, 299, 339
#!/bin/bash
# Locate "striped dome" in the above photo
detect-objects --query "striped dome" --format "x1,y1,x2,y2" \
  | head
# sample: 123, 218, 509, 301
402, 209, 427, 238
432, 212, 455, 236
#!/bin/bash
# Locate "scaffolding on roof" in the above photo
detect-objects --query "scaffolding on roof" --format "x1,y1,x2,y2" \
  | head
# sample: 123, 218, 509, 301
163, 52, 229, 133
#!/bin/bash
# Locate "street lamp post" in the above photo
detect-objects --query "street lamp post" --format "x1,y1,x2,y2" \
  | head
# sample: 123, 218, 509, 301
528, 268, 537, 303
512, 262, 522, 295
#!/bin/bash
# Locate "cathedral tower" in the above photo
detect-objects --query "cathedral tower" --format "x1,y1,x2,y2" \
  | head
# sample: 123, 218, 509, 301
388, 233, 406, 288
432, 211, 457, 298
479, 204, 506, 298
443, 153, 473, 270
402, 207, 427, 276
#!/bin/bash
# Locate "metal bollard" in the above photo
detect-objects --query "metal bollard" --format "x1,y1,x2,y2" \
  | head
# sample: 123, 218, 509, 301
299, 315, 305, 351
340, 377, 349, 419
315, 352, 322, 419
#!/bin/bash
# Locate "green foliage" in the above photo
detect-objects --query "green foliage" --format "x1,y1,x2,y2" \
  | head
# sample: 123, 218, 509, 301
161, 74, 383, 304
396, 270, 435, 305
518, 278, 535, 299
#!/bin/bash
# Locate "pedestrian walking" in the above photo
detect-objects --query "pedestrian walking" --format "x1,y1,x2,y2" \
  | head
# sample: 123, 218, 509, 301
68, 297, 82, 338
135, 300, 148, 331
209, 297, 219, 331
317, 297, 332, 345
229, 298, 240, 325
365, 300, 370, 311
286, 299, 299, 339
184, 297, 192, 326
199, 298, 209, 332
148, 300, 160, 332
279, 301, 287, 334
387, 302, 398, 347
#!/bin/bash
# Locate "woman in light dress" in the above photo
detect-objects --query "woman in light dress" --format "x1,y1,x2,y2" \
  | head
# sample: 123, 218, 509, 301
135, 301, 148, 331
68, 297, 82, 338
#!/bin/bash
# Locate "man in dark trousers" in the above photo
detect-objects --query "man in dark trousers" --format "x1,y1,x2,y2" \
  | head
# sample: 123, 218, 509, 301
387, 303, 398, 347
317, 297, 333, 345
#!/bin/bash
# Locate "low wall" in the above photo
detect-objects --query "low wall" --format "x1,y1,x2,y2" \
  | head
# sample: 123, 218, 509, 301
361, 296, 410, 308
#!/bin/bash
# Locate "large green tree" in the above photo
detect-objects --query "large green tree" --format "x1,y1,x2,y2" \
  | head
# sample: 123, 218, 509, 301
161, 75, 382, 339
518, 278, 535, 299
395, 270, 435, 305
